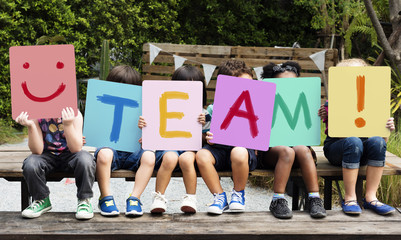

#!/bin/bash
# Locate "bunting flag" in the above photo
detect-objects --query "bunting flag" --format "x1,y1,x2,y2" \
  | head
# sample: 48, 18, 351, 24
173, 55, 187, 70
253, 67, 264, 80
309, 50, 327, 72
202, 63, 217, 86
149, 43, 162, 65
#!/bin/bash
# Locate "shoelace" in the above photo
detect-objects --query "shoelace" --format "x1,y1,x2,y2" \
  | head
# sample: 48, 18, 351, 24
78, 199, 91, 212
153, 192, 168, 203
212, 193, 225, 206
310, 197, 323, 207
182, 194, 197, 203
29, 199, 45, 210
274, 198, 290, 213
231, 190, 242, 203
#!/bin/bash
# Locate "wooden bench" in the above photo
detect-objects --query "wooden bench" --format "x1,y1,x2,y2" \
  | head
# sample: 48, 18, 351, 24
2, 145, 401, 211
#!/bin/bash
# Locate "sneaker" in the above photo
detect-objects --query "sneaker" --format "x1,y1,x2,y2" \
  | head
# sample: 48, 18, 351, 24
126, 196, 143, 217
269, 198, 292, 219
180, 194, 197, 213
150, 192, 167, 213
22, 196, 52, 219
363, 199, 395, 215
341, 200, 362, 215
307, 197, 327, 218
207, 192, 228, 215
229, 189, 245, 212
76, 198, 94, 220
98, 196, 119, 216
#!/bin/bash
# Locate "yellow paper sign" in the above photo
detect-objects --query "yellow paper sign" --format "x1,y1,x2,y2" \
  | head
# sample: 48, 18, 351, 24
328, 66, 390, 137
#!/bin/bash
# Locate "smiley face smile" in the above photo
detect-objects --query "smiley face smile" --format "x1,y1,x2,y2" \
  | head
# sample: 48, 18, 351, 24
21, 81, 66, 102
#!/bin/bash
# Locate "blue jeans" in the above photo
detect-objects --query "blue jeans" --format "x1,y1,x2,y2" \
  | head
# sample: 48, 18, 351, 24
94, 147, 146, 171
323, 136, 386, 169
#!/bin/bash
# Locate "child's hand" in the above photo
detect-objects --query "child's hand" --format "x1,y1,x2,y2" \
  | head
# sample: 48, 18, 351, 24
15, 112, 35, 127
386, 117, 395, 132
61, 107, 76, 126
206, 131, 214, 145
82, 136, 86, 145
318, 104, 327, 120
138, 137, 142, 144
138, 116, 147, 129
198, 113, 206, 125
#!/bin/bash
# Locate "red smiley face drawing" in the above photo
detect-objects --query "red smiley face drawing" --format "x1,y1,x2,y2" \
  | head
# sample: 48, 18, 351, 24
10, 45, 77, 120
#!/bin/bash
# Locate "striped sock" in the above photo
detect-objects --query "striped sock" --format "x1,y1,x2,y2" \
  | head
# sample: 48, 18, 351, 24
308, 192, 320, 198
272, 193, 285, 201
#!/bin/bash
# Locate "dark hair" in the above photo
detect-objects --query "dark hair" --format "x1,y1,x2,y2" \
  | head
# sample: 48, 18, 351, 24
261, 61, 301, 79
172, 65, 207, 106
217, 60, 253, 78
106, 65, 142, 86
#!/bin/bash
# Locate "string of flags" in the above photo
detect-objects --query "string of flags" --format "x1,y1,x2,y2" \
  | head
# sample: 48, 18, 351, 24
148, 43, 327, 84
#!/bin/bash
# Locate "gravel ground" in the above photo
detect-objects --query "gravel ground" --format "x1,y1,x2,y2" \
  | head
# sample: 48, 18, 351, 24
0, 139, 289, 214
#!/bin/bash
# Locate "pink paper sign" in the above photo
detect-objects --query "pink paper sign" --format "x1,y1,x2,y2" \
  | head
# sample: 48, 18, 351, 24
10, 45, 77, 119
142, 81, 203, 151
209, 75, 276, 151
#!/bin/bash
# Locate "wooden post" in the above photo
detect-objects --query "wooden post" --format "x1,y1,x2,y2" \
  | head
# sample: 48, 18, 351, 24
324, 177, 332, 210
21, 179, 30, 211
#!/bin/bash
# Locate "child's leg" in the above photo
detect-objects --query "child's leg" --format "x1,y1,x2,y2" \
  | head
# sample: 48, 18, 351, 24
95, 148, 114, 198
292, 146, 319, 193
131, 151, 155, 198
155, 151, 179, 194
195, 149, 222, 194
230, 147, 249, 191
261, 146, 295, 193
67, 150, 96, 200
178, 151, 196, 194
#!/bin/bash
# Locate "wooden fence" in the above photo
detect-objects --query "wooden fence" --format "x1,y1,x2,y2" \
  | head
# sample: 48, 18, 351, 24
142, 43, 339, 104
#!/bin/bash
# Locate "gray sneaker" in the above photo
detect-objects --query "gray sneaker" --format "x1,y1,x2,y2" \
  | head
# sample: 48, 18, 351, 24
269, 198, 292, 219
76, 198, 94, 220
307, 197, 327, 218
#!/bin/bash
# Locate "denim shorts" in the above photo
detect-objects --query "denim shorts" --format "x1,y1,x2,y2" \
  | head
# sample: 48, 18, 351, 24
154, 150, 185, 170
202, 144, 257, 171
94, 147, 145, 171
323, 136, 386, 169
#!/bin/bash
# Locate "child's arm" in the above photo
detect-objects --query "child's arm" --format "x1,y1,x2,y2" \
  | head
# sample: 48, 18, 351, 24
15, 112, 43, 154
62, 107, 83, 153
384, 117, 395, 143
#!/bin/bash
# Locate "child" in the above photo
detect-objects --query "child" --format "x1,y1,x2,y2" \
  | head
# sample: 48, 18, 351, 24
138, 65, 206, 213
258, 61, 326, 219
195, 60, 258, 215
319, 58, 395, 215
16, 107, 96, 220
95, 65, 156, 217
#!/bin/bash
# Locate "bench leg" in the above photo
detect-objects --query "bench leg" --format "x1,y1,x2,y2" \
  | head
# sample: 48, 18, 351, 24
21, 179, 31, 211
356, 177, 364, 207
291, 180, 300, 210
324, 178, 332, 210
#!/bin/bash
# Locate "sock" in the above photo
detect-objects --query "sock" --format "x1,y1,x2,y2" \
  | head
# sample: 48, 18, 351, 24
272, 193, 285, 201
308, 192, 320, 198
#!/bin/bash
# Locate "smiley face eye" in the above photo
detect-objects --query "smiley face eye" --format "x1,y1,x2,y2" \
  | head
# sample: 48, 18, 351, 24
56, 61, 64, 69
23, 62, 30, 69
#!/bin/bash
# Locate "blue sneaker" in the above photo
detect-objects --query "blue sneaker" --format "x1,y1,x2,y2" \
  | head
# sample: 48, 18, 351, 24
98, 196, 119, 216
207, 192, 228, 215
363, 199, 395, 215
229, 189, 245, 212
126, 196, 143, 217
341, 200, 362, 215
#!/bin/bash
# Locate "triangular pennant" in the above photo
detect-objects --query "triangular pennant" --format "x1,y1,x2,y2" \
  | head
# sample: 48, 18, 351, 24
149, 43, 162, 65
309, 50, 327, 72
253, 67, 264, 80
202, 64, 216, 86
173, 55, 187, 70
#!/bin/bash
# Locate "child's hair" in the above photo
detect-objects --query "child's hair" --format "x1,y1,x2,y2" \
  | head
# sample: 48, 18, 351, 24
172, 65, 207, 106
106, 65, 142, 86
336, 58, 369, 67
217, 60, 253, 78
261, 61, 301, 79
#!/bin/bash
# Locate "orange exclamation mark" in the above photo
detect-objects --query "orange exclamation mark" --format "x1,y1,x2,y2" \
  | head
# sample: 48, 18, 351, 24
355, 75, 366, 128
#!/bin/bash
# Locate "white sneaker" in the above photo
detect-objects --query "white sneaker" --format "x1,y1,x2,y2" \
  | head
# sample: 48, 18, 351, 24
75, 198, 94, 220
150, 192, 167, 213
180, 194, 197, 213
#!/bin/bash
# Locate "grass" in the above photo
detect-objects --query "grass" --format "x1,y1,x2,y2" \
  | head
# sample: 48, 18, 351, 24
0, 119, 26, 145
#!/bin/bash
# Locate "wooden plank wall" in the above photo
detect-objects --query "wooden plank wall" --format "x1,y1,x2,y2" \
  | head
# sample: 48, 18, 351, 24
142, 43, 339, 105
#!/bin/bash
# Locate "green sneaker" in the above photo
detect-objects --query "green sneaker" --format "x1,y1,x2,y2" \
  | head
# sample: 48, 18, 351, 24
22, 196, 52, 219
75, 198, 94, 220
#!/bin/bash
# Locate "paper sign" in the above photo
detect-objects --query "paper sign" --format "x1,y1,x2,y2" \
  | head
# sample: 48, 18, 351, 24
10, 45, 77, 119
263, 77, 321, 146
83, 79, 142, 152
142, 81, 203, 151
328, 66, 390, 137
209, 75, 276, 151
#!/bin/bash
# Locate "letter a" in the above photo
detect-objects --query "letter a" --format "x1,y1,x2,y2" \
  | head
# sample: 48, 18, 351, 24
220, 90, 259, 138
